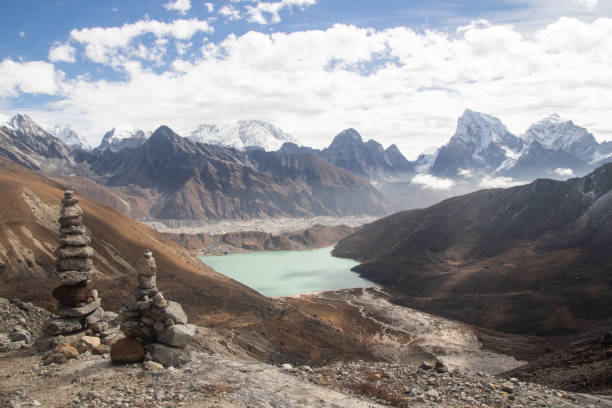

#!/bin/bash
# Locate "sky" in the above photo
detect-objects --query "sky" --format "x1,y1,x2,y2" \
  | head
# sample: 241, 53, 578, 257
1, 0, 611, 158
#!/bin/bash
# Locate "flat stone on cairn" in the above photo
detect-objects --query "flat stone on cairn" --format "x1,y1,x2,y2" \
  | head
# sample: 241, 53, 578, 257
43, 190, 120, 343
112, 250, 195, 366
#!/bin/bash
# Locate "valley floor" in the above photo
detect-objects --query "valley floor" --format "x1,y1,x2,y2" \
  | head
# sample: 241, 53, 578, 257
144, 215, 380, 235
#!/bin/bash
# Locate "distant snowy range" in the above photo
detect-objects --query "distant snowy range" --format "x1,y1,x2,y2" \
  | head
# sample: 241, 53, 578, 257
1, 109, 611, 213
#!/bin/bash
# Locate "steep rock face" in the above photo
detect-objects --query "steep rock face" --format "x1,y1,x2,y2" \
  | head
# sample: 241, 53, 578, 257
297, 128, 415, 181
0, 114, 73, 171
188, 120, 295, 151
95, 127, 147, 152
431, 110, 523, 178
86, 126, 390, 220
334, 163, 612, 335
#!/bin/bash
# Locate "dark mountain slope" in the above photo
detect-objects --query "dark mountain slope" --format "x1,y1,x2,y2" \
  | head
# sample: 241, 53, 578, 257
334, 163, 612, 335
84, 126, 390, 220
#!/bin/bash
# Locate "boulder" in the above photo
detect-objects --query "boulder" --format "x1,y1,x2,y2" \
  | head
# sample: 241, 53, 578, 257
110, 338, 146, 363
148, 342, 192, 367
52, 280, 94, 306
85, 307, 105, 325
57, 298, 101, 317
146, 301, 187, 325
44, 317, 84, 336
55, 343, 80, 359
158, 324, 196, 348
80, 335, 101, 350
602, 332, 612, 345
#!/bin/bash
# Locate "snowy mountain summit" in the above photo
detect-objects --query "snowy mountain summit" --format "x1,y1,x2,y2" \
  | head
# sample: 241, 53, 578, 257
521, 114, 599, 163
188, 120, 295, 151
431, 109, 524, 177
95, 127, 148, 152
47, 123, 90, 150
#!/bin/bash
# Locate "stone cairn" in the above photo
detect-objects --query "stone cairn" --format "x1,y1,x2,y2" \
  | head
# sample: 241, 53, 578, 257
44, 191, 120, 343
111, 250, 195, 366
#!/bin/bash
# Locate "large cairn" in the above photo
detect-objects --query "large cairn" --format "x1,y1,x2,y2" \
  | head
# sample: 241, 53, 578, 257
44, 191, 120, 343
111, 250, 195, 366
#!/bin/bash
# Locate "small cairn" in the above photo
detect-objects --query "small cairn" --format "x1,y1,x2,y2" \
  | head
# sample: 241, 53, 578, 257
111, 250, 195, 366
43, 191, 120, 343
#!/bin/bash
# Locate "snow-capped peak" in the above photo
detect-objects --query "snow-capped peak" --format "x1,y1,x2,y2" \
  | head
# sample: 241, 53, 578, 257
46, 123, 91, 150
3, 113, 50, 138
95, 126, 148, 151
453, 109, 520, 150
521, 114, 598, 163
188, 120, 295, 151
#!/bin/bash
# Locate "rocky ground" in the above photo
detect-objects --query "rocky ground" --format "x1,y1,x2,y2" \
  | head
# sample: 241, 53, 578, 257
2, 295, 612, 407
3, 342, 612, 407
0, 298, 51, 353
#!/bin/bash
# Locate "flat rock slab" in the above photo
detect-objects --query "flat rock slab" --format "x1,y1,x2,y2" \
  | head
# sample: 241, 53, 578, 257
44, 317, 84, 336
158, 324, 196, 348
57, 270, 94, 285
57, 298, 101, 317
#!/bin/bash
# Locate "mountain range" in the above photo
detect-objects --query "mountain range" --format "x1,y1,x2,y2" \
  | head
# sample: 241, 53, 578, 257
1, 110, 611, 220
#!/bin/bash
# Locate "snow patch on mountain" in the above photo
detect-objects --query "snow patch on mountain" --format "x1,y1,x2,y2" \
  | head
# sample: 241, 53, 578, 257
188, 120, 295, 151
47, 123, 90, 150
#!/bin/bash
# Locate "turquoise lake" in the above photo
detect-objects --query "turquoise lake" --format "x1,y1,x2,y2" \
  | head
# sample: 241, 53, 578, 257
198, 247, 376, 297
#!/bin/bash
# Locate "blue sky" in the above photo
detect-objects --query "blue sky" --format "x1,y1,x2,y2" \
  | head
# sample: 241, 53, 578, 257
1, 0, 611, 157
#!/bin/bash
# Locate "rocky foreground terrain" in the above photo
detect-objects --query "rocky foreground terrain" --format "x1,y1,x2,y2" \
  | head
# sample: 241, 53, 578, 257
2, 296, 612, 408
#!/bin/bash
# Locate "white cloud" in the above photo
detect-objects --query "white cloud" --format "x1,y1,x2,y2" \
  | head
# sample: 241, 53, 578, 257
205, 2, 214, 13
219, 5, 241, 21
19, 31, 25, 38
411, 174, 455, 190
479, 176, 524, 188
10, 18, 612, 154
246, 0, 317, 24
574, 0, 598, 11
0, 59, 61, 97
164, 0, 192, 14
553, 167, 575, 176
69, 19, 213, 65
112, 7, 118, 12
48, 43, 76, 63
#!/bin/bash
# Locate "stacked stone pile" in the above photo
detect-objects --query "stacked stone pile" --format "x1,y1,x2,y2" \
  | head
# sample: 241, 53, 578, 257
43, 191, 120, 344
112, 250, 195, 366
